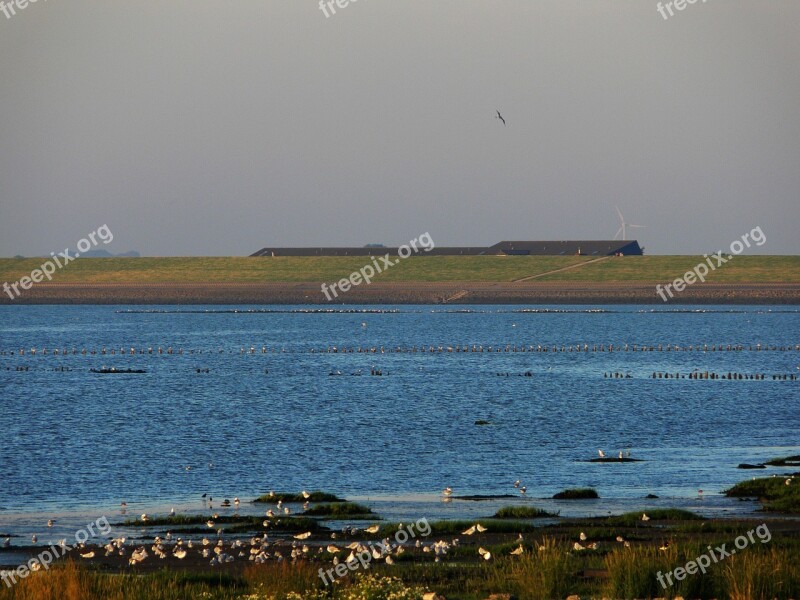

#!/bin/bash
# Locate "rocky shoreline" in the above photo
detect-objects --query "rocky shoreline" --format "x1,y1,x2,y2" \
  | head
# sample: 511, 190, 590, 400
2, 282, 800, 305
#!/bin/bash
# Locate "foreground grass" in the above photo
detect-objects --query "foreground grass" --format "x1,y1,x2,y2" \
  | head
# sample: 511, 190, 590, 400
377, 519, 545, 537
3, 538, 799, 600
492, 506, 557, 519
0, 255, 798, 284
602, 509, 704, 528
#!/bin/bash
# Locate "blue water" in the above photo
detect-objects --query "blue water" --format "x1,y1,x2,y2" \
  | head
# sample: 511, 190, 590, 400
0, 305, 798, 536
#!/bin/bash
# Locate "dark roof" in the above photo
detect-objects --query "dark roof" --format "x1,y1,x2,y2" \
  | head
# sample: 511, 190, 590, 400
250, 240, 643, 257
250, 247, 491, 257
487, 240, 643, 256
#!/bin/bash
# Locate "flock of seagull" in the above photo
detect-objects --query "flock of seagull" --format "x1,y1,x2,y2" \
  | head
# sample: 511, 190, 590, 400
5, 475, 795, 568
3, 342, 799, 356
85, 491, 507, 567
5, 343, 797, 379
597, 449, 633, 459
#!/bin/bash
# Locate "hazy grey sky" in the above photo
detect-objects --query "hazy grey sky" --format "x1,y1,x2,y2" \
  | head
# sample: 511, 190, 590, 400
1, 1, 798, 256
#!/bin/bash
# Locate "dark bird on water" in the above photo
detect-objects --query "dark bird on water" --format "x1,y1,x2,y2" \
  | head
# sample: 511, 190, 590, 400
495, 110, 506, 126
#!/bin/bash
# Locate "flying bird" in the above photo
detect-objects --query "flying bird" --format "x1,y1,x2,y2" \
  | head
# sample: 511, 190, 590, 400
495, 110, 506, 126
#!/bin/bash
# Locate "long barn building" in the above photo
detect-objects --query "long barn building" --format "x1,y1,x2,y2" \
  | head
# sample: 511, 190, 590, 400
251, 240, 643, 257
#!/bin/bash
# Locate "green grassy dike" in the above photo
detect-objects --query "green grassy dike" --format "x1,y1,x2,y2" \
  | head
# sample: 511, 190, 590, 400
0, 255, 798, 284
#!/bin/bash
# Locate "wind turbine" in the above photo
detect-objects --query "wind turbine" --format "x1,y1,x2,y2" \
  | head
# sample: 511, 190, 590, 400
614, 207, 646, 240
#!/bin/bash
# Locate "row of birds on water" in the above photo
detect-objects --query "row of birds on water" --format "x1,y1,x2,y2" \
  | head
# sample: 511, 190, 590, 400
649, 371, 798, 380
2, 343, 799, 356
6, 366, 797, 380
597, 450, 633, 459
442, 480, 533, 497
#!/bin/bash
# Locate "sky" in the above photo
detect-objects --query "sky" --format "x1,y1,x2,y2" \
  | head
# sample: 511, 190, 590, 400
0, 1, 798, 256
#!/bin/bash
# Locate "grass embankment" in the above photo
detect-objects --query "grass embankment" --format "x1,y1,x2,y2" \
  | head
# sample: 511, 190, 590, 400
0, 256, 586, 283
0, 255, 797, 284
534, 255, 800, 283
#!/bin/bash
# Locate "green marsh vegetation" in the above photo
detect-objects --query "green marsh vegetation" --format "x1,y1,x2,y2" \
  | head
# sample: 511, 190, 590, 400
253, 491, 345, 503
725, 474, 800, 513
303, 503, 375, 518
492, 506, 557, 519
552, 488, 599, 499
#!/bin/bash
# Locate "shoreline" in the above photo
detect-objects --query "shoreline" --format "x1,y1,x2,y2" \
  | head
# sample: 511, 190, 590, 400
2, 282, 800, 305
2, 501, 798, 596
